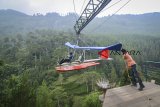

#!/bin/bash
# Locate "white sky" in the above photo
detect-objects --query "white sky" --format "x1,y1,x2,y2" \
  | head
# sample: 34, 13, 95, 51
0, 0, 160, 16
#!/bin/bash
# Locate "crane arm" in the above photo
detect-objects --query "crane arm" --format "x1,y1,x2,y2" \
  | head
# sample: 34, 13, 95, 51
74, 0, 112, 34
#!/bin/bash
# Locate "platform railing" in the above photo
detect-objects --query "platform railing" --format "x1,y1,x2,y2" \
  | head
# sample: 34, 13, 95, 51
143, 61, 160, 84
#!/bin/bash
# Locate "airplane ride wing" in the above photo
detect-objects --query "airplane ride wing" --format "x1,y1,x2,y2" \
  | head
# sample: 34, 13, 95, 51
65, 42, 122, 51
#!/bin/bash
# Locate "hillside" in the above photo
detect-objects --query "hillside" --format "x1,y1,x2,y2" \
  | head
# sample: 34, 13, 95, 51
0, 9, 160, 107
0, 9, 160, 36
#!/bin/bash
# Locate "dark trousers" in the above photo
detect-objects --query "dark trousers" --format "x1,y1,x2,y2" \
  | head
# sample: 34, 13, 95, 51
59, 58, 71, 64
129, 64, 144, 87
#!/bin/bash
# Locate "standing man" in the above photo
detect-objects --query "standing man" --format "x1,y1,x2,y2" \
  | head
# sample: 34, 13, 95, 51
121, 49, 145, 91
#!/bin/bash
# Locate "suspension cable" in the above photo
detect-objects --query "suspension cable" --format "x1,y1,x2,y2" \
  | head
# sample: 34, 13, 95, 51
72, 34, 80, 60
90, 0, 133, 33
73, 0, 78, 20
80, 0, 86, 15
101, 0, 123, 13
72, 0, 133, 60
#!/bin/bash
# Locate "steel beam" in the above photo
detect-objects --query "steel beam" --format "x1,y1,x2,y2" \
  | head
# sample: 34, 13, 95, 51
74, 0, 111, 34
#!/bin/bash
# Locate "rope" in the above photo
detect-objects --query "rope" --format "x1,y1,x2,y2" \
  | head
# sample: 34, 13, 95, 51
72, 34, 80, 61
80, 0, 87, 15
72, 0, 81, 60
73, 0, 78, 20
101, 0, 123, 12
90, 0, 133, 33
72, 0, 132, 60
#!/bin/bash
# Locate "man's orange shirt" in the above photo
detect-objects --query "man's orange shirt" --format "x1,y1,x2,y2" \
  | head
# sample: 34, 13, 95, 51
123, 52, 136, 67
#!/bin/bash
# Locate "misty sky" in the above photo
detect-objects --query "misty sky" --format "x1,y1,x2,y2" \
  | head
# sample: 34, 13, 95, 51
0, 0, 160, 16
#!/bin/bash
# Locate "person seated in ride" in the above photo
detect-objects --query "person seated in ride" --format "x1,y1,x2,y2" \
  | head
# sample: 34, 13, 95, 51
121, 49, 145, 91
59, 52, 73, 65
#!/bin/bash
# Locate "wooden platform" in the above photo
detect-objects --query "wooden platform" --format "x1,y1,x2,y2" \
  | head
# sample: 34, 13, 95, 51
103, 82, 160, 107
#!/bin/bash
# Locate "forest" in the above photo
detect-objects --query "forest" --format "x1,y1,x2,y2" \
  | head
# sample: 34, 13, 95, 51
0, 10, 160, 107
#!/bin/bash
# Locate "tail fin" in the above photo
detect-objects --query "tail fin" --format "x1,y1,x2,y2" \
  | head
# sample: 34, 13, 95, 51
98, 49, 109, 59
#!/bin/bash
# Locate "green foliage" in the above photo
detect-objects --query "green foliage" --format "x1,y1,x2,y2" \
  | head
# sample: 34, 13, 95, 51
8, 74, 36, 107
36, 81, 53, 107
0, 64, 20, 107
72, 96, 84, 107
83, 92, 101, 107
110, 67, 117, 83
119, 69, 131, 86
77, 71, 101, 93
0, 29, 159, 107
51, 86, 68, 107
0, 60, 4, 66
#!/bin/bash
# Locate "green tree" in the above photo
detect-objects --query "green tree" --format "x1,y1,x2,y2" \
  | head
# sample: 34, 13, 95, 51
8, 73, 36, 107
36, 81, 53, 107
51, 86, 68, 107
83, 92, 101, 107
77, 71, 101, 93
